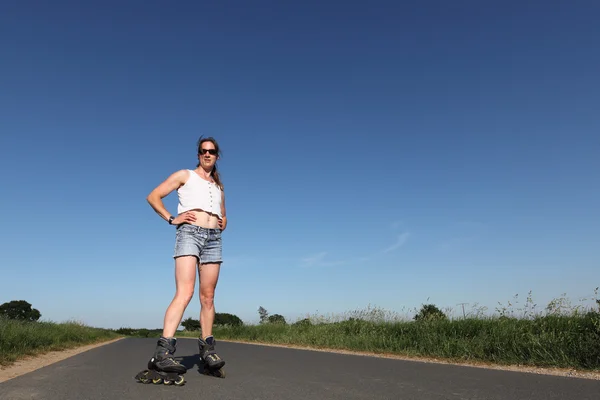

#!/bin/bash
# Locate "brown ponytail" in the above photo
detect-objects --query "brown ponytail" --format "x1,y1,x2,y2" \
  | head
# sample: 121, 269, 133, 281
196, 136, 224, 191
211, 164, 224, 191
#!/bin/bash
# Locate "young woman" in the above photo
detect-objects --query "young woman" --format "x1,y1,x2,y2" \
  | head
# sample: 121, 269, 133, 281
145, 136, 227, 378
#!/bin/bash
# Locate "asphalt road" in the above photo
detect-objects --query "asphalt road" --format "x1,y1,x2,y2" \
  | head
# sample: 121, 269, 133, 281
0, 337, 598, 399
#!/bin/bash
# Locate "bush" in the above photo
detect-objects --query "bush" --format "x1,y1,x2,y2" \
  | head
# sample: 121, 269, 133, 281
267, 314, 287, 324
0, 300, 41, 322
414, 304, 447, 322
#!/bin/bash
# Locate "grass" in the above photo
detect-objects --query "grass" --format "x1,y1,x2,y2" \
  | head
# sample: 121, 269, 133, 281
197, 314, 600, 371
2, 291, 600, 372
0, 317, 121, 367
195, 313, 600, 370
178, 292, 600, 371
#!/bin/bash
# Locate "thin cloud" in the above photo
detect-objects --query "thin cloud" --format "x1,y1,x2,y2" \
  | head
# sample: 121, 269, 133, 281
301, 252, 347, 268
299, 231, 411, 269
301, 252, 327, 266
383, 232, 410, 253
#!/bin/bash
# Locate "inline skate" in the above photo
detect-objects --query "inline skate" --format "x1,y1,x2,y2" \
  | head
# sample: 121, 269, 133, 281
198, 336, 226, 378
135, 337, 187, 386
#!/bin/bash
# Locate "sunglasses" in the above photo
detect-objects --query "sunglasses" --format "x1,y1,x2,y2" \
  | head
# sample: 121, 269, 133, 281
200, 149, 218, 155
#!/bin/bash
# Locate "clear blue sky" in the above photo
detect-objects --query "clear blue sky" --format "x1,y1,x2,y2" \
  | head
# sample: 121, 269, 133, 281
1, 1, 598, 329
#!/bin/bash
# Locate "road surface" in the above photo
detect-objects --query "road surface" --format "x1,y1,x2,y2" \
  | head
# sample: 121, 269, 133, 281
0, 337, 598, 399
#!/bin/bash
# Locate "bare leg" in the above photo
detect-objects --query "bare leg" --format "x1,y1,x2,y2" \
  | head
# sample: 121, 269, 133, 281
198, 262, 221, 339
162, 256, 197, 338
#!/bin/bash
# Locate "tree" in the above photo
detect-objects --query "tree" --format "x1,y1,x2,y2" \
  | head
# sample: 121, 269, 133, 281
292, 318, 312, 327
258, 306, 269, 324
181, 317, 200, 331
267, 314, 287, 324
0, 300, 41, 322
214, 312, 243, 326
136, 328, 150, 338
414, 304, 447, 322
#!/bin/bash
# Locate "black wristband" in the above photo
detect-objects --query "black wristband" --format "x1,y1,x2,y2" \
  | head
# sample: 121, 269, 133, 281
168, 216, 175, 225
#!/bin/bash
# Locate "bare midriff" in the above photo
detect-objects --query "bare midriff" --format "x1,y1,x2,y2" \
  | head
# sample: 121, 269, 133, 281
185, 209, 221, 229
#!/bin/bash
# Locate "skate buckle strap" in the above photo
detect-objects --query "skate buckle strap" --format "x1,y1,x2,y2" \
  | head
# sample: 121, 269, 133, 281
165, 357, 182, 366
204, 347, 217, 357
202, 344, 222, 361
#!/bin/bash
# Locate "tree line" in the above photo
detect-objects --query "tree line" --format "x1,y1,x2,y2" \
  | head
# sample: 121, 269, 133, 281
181, 312, 243, 330
0, 300, 449, 328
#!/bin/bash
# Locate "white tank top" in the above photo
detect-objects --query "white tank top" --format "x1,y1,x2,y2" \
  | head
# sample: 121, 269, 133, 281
177, 170, 223, 218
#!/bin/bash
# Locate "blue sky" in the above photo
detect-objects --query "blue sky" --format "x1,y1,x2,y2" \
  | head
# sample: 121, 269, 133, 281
1, 1, 599, 329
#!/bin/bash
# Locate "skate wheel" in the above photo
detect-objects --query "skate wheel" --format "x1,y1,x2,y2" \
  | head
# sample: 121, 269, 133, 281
152, 378, 163, 384
163, 380, 173, 385
135, 370, 151, 384
174, 376, 185, 386
205, 367, 226, 378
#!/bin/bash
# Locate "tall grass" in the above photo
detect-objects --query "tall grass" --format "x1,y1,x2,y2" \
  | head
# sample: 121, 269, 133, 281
180, 292, 600, 371
203, 313, 600, 370
3, 291, 599, 371
0, 317, 120, 366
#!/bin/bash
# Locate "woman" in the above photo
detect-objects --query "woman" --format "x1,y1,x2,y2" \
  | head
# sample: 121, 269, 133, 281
145, 136, 227, 378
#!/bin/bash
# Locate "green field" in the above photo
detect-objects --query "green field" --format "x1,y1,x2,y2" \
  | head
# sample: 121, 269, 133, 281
2, 292, 599, 372
193, 311, 600, 371
179, 293, 600, 371
0, 317, 120, 366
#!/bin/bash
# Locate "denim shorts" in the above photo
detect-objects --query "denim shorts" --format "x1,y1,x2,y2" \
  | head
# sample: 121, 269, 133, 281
173, 224, 223, 264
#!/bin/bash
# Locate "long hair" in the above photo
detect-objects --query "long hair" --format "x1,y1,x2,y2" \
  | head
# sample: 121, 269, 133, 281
196, 136, 224, 191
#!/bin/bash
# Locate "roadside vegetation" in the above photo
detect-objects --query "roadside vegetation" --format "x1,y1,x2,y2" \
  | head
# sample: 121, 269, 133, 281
2, 291, 600, 371
181, 292, 600, 371
0, 301, 119, 367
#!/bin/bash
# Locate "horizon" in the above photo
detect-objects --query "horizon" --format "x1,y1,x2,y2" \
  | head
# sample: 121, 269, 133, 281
1, 1, 599, 330
8, 287, 600, 329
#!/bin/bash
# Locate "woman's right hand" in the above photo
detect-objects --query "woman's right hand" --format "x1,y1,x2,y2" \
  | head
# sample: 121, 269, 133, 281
173, 212, 196, 225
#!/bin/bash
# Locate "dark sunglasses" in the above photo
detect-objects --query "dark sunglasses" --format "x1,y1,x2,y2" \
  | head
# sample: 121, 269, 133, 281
200, 149, 218, 155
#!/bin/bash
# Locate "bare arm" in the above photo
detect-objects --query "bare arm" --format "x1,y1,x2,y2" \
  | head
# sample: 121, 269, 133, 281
218, 190, 227, 230
146, 169, 195, 224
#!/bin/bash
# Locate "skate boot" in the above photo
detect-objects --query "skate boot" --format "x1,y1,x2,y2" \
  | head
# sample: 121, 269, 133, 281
135, 337, 187, 386
198, 336, 226, 378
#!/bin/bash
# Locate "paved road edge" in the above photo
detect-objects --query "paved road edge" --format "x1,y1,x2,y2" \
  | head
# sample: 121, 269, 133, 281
0, 337, 125, 383
213, 338, 600, 381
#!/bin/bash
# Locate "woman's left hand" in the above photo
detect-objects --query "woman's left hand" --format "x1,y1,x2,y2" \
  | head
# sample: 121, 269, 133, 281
218, 216, 227, 231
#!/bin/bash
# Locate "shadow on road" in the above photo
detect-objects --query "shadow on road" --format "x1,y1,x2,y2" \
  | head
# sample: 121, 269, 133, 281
175, 355, 199, 371
175, 354, 226, 379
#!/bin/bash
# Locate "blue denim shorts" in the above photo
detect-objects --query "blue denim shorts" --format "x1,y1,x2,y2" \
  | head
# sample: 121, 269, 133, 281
173, 224, 223, 264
